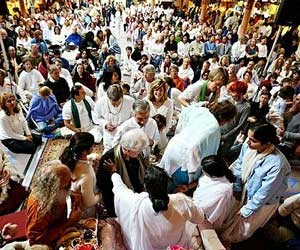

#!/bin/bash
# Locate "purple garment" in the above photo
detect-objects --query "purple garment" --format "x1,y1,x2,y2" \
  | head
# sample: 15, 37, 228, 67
26, 93, 61, 122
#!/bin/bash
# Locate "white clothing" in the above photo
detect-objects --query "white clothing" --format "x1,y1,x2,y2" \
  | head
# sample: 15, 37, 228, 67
178, 66, 194, 83
236, 67, 260, 86
145, 98, 174, 130
71, 160, 100, 209
62, 96, 101, 142
93, 95, 134, 152
62, 96, 95, 131
159, 106, 221, 176
170, 87, 182, 111
131, 77, 152, 99
231, 41, 246, 62
16, 37, 31, 50
149, 41, 164, 57
112, 117, 160, 158
112, 173, 205, 250
51, 34, 66, 46
18, 70, 45, 102
0, 110, 30, 140
177, 41, 191, 58
257, 43, 268, 58
0, 77, 16, 95
278, 193, 300, 229
96, 82, 106, 99
193, 175, 233, 230
60, 68, 73, 89
178, 79, 206, 104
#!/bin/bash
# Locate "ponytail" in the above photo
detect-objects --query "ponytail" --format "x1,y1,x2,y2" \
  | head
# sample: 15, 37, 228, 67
59, 146, 78, 171
145, 166, 170, 213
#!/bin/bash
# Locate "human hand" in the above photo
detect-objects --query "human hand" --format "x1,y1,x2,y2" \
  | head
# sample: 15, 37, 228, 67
277, 127, 285, 137
25, 135, 33, 141
2, 223, 18, 240
174, 185, 189, 193
103, 159, 117, 173
105, 123, 116, 132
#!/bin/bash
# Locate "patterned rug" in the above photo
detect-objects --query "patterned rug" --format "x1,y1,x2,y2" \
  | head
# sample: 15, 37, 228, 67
30, 138, 103, 187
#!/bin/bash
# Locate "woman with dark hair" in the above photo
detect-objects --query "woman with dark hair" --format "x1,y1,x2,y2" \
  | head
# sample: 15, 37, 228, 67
0, 92, 42, 154
95, 30, 105, 50
97, 69, 120, 98
222, 123, 291, 243
72, 63, 96, 93
110, 165, 210, 249
164, 33, 178, 56
38, 52, 51, 79
193, 155, 234, 230
104, 28, 121, 55
60, 132, 101, 217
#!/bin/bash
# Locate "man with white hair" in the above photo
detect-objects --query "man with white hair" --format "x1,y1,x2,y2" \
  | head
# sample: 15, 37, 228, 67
97, 128, 149, 216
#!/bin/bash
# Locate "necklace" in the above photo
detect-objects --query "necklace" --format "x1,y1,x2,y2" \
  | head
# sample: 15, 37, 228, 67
107, 98, 124, 115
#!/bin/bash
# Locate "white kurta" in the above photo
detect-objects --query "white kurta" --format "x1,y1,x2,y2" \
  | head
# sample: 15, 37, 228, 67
62, 97, 102, 143
112, 117, 160, 158
93, 95, 134, 152
193, 175, 233, 230
18, 69, 45, 102
112, 173, 205, 250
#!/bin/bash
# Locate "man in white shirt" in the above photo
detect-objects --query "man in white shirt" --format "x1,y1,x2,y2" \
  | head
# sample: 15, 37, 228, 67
112, 99, 160, 158
62, 85, 101, 142
94, 84, 134, 153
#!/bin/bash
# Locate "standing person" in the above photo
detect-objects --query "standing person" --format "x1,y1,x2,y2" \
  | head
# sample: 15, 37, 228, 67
26, 162, 82, 248
110, 165, 211, 250
0, 92, 42, 154
60, 132, 101, 217
159, 101, 236, 191
222, 123, 291, 243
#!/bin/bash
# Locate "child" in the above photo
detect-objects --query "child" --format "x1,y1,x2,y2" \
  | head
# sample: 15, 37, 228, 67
152, 114, 167, 160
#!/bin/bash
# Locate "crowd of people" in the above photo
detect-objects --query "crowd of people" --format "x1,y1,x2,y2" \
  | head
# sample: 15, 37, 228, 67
0, 0, 300, 249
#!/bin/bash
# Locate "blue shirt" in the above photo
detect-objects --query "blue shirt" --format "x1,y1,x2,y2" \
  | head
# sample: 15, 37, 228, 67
234, 143, 291, 217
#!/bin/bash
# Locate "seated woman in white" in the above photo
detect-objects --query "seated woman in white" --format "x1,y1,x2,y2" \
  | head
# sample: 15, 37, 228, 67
144, 78, 173, 151
193, 155, 234, 231
110, 165, 210, 250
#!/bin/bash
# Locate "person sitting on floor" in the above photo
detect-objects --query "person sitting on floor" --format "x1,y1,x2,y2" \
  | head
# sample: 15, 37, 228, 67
26, 86, 63, 134
62, 85, 102, 143
60, 132, 101, 218
26, 162, 82, 248
193, 155, 234, 231
96, 128, 149, 217
94, 84, 134, 153
0, 92, 42, 154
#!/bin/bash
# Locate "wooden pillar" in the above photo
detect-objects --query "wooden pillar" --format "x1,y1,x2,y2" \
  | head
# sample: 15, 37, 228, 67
238, 0, 255, 38
151, 0, 155, 8
19, 0, 27, 16
200, 0, 209, 23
